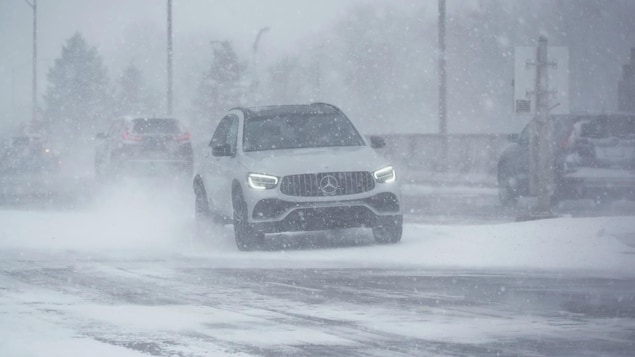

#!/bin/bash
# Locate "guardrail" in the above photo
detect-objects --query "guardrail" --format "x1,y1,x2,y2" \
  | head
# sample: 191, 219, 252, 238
375, 134, 511, 186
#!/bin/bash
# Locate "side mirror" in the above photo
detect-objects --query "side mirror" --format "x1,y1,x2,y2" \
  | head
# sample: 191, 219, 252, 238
506, 133, 519, 143
95, 133, 107, 139
369, 135, 386, 149
212, 144, 234, 157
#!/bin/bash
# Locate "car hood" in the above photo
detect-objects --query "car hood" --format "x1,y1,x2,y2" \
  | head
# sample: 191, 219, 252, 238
240, 146, 392, 176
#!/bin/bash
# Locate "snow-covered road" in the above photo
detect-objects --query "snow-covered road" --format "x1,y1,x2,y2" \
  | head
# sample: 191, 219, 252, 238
2, 257, 635, 356
1, 181, 634, 356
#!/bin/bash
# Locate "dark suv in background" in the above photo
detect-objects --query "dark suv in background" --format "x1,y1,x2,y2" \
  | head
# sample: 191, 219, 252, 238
0, 136, 60, 175
0, 135, 62, 201
95, 117, 193, 179
498, 113, 635, 205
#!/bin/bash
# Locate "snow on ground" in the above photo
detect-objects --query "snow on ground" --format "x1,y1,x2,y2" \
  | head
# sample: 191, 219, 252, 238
1, 181, 635, 356
401, 183, 496, 196
0, 180, 633, 275
0, 310, 157, 357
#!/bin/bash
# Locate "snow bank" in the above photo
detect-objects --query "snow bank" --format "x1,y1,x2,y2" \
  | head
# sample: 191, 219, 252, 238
0, 185, 633, 274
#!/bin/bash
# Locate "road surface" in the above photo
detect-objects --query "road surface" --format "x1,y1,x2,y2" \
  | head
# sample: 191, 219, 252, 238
1, 178, 634, 356
2, 253, 634, 356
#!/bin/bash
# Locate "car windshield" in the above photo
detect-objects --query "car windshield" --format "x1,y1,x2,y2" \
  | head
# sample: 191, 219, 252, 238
243, 113, 365, 152
578, 115, 635, 139
131, 118, 182, 135
518, 116, 576, 145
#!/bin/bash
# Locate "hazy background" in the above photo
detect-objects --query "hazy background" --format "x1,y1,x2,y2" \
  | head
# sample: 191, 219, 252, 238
1, 0, 634, 139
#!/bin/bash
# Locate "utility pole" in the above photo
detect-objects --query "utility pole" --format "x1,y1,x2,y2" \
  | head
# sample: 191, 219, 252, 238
252, 26, 270, 94
529, 36, 555, 216
618, 48, 635, 112
167, 0, 173, 116
315, 42, 324, 100
438, 0, 448, 170
24, 0, 37, 124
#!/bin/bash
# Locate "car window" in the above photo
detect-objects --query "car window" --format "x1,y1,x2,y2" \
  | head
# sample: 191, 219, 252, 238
243, 113, 365, 152
518, 116, 572, 147
106, 120, 122, 137
553, 116, 573, 141
226, 116, 238, 150
209, 115, 238, 149
518, 122, 531, 146
579, 115, 635, 139
131, 118, 182, 135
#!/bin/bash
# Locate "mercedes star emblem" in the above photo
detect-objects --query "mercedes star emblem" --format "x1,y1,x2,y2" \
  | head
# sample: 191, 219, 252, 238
319, 175, 338, 195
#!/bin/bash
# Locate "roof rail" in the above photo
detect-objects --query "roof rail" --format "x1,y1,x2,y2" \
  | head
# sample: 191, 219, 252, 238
310, 102, 341, 113
228, 106, 253, 116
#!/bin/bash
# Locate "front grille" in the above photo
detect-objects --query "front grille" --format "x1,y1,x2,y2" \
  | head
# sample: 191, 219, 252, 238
280, 171, 375, 197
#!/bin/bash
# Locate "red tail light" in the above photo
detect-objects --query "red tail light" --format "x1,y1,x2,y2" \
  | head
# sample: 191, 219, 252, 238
175, 131, 191, 142
560, 124, 575, 149
122, 130, 142, 142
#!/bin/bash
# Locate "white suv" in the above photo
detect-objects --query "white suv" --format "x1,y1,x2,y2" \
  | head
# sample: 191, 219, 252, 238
193, 103, 402, 250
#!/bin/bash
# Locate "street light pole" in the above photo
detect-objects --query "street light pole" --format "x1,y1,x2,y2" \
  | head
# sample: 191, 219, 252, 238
532, 36, 554, 216
438, 0, 448, 171
24, 0, 37, 124
252, 27, 270, 90
167, 0, 173, 116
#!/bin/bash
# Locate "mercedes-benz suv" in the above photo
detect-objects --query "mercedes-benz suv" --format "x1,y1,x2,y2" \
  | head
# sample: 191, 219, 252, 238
193, 103, 402, 250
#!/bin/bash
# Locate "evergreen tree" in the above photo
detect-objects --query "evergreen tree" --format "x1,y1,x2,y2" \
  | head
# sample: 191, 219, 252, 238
43, 32, 110, 139
115, 62, 158, 116
117, 63, 142, 116
266, 56, 302, 103
194, 41, 247, 129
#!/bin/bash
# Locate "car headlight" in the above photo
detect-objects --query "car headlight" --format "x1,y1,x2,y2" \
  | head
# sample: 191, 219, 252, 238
373, 165, 396, 183
247, 173, 279, 190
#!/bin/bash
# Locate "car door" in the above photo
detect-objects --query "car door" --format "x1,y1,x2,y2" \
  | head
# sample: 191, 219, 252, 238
500, 120, 531, 184
203, 114, 239, 217
96, 120, 121, 168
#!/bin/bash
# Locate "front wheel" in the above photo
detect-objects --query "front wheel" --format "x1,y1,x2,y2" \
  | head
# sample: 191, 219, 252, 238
373, 216, 402, 244
498, 169, 520, 206
94, 156, 110, 182
195, 191, 213, 238
232, 191, 263, 251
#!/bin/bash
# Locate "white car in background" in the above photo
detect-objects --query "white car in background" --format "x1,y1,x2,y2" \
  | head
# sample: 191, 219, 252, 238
193, 103, 402, 250
498, 113, 635, 205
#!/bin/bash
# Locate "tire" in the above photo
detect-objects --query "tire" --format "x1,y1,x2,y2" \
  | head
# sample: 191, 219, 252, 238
94, 157, 103, 177
497, 168, 519, 206
550, 186, 565, 207
195, 187, 213, 239
107, 155, 125, 179
232, 190, 262, 251
372, 216, 402, 244
178, 159, 194, 181
95, 157, 108, 182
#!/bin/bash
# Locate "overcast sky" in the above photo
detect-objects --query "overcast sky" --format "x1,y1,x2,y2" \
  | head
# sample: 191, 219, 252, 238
2, 0, 436, 131
7, 0, 624, 136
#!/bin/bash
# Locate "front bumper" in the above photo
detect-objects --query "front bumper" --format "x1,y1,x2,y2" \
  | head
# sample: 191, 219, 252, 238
113, 143, 193, 173
560, 168, 635, 199
248, 192, 401, 234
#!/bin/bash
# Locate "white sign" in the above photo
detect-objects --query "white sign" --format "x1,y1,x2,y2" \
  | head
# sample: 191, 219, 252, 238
514, 46, 569, 116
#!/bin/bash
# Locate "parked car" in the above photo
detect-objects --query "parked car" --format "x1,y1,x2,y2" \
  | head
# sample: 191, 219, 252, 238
497, 113, 635, 205
0, 136, 60, 174
95, 117, 193, 179
193, 103, 402, 250
0, 135, 62, 201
